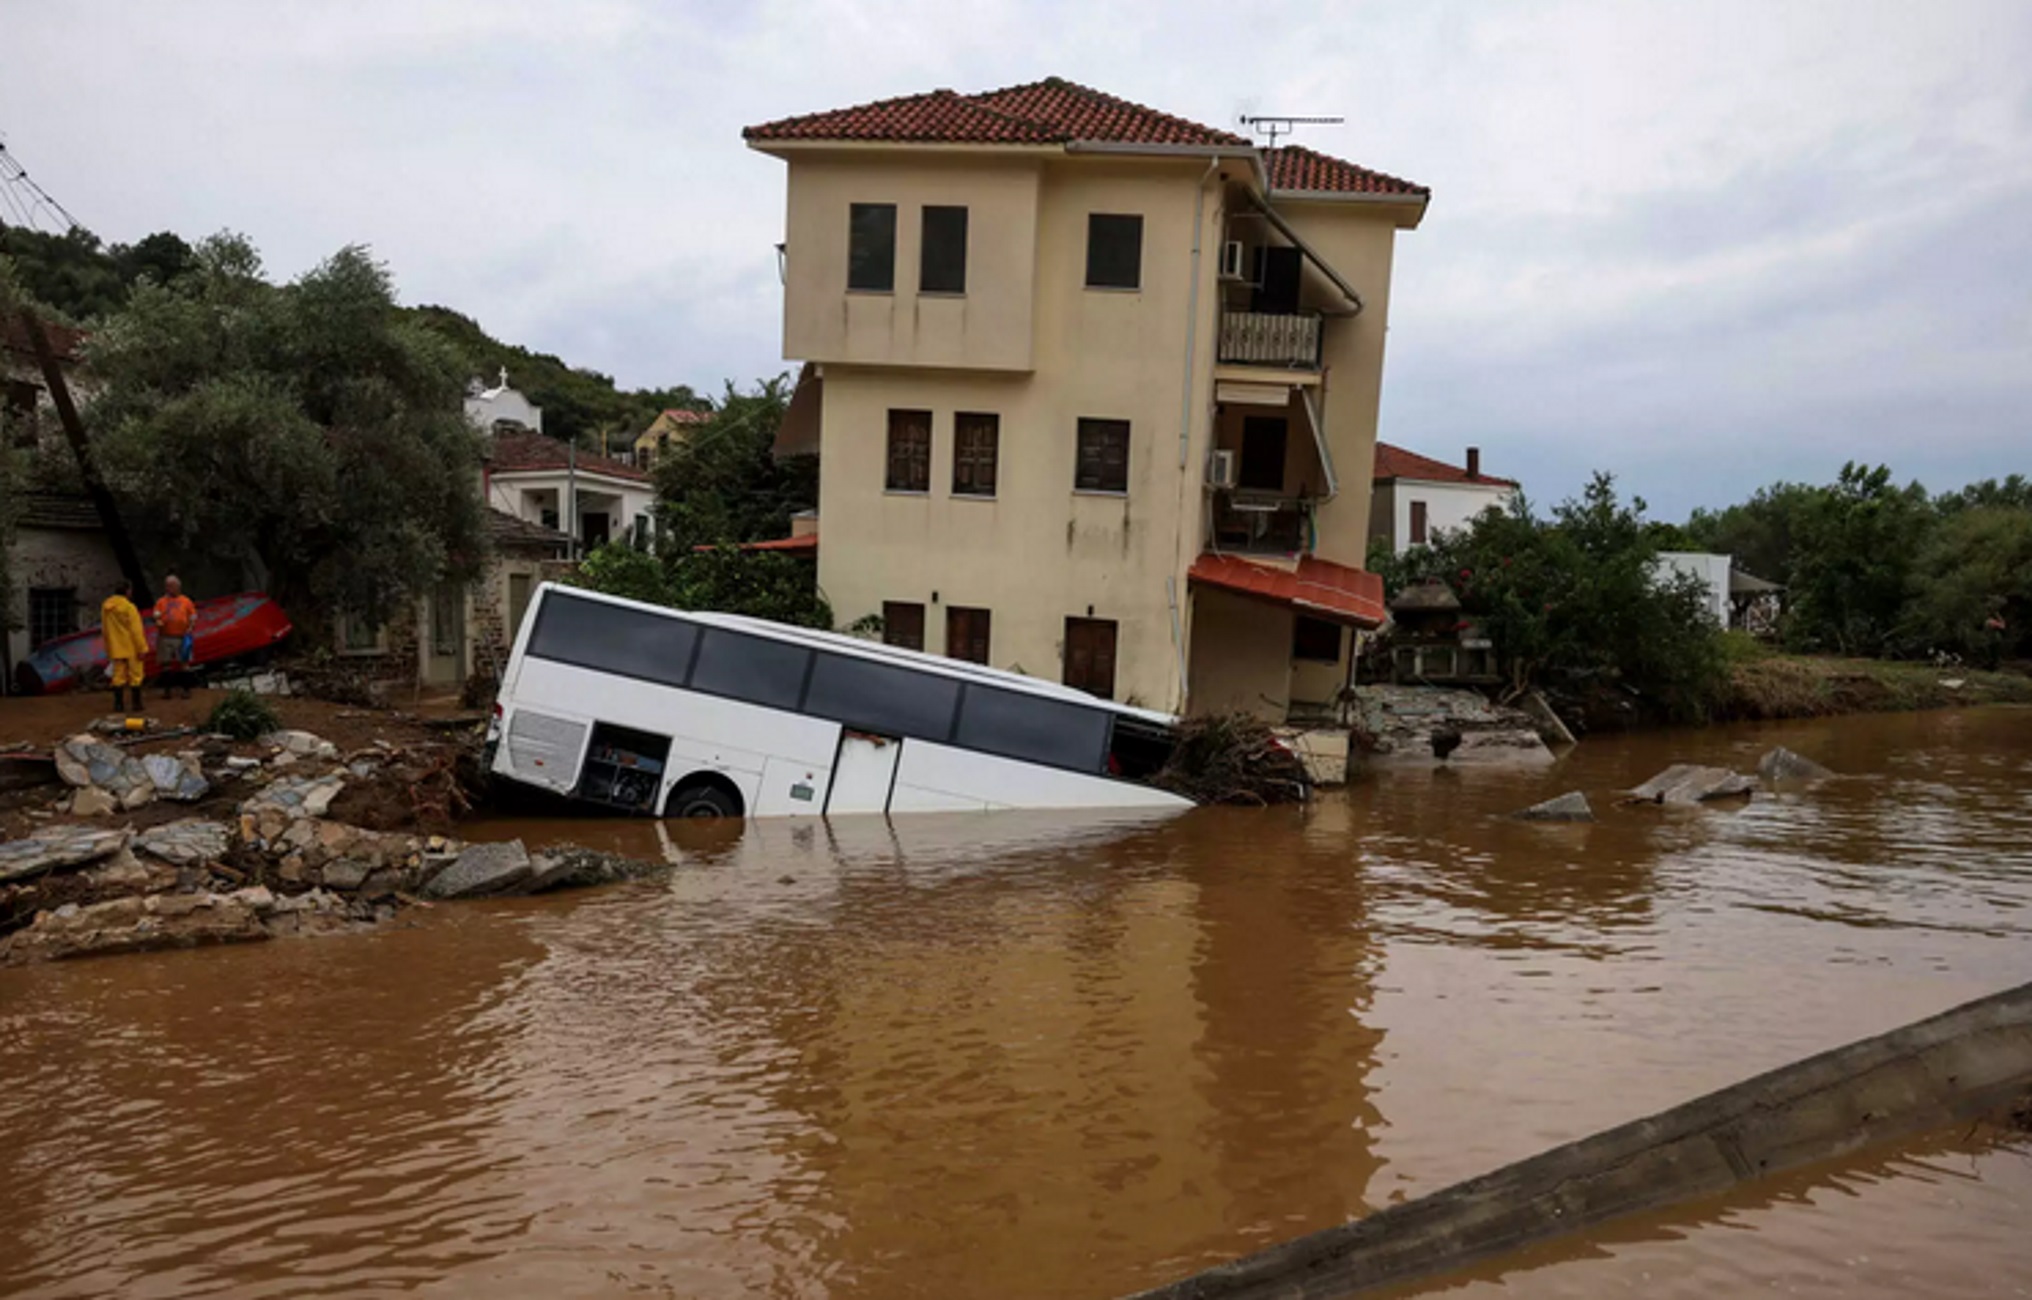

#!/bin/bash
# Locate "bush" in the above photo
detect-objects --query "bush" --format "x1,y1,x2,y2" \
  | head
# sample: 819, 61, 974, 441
206, 689, 280, 740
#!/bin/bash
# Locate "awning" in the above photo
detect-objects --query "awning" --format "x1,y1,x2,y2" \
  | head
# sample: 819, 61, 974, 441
692, 533, 818, 555
1188, 552, 1387, 628
1240, 194, 1363, 315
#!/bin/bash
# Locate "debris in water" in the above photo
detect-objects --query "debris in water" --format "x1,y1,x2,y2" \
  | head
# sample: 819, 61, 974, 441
1514, 791, 1594, 822
1153, 715, 1309, 806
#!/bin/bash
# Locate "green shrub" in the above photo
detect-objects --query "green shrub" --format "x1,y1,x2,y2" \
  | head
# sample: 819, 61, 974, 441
206, 689, 280, 740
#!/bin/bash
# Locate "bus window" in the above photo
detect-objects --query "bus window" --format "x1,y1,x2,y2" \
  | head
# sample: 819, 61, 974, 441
805, 651, 961, 742
954, 685, 1111, 772
690, 628, 812, 710
1107, 716, 1176, 781
528, 591, 697, 687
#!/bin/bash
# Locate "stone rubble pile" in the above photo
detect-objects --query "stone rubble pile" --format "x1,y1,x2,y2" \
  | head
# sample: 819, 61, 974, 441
1351, 686, 1553, 761
51, 733, 210, 815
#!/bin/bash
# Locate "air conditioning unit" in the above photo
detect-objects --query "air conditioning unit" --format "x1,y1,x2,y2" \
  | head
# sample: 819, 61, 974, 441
1208, 448, 1238, 489
1218, 239, 1246, 281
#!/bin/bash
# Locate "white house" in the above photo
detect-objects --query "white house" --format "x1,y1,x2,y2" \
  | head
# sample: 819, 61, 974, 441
1654, 551, 1733, 627
464, 368, 544, 436
485, 430, 656, 554
1369, 443, 1519, 553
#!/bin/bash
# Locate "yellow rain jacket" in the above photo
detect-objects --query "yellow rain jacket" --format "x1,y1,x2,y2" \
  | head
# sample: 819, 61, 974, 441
101, 594, 148, 663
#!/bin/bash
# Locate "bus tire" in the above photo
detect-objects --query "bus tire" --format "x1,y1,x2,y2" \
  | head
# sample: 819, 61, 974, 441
665, 777, 742, 820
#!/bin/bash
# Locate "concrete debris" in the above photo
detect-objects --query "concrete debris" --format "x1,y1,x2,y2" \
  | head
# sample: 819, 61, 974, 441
141, 752, 211, 802
319, 858, 374, 891
1519, 691, 1578, 748
67, 786, 119, 818
262, 729, 337, 760
0, 825, 131, 885
135, 820, 233, 867
525, 846, 665, 894
241, 774, 346, 821
223, 756, 262, 772
213, 669, 291, 696
1514, 791, 1595, 822
424, 839, 533, 899
1758, 746, 1835, 783
1626, 764, 1758, 805
1352, 686, 1552, 762
0, 884, 353, 965
52, 733, 156, 809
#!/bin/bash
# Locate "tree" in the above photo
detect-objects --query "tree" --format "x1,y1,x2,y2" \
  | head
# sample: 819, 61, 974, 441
85, 236, 489, 634
1681, 480, 1821, 585
1902, 506, 2032, 664
568, 542, 832, 629
0, 226, 197, 320
652, 375, 816, 551
1785, 463, 1931, 655
1381, 474, 1727, 722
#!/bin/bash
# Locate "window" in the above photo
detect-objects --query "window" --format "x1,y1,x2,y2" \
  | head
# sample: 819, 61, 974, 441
1075, 418, 1130, 493
952, 412, 999, 497
1410, 500, 1429, 545
920, 205, 968, 294
430, 585, 463, 657
1293, 616, 1343, 663
338, 612, 388, 655
848, 202, 897, 292
883, 601, 925, 651
527, 589, 698, 686
4, 380, 39, 448
805, 652, 961, 742
946, 606, 991, 664
954, 684, 1112, 772
690, 628, 812, 710
27, 587, 75, 649
1085, 214, 1143, 289
1063, 617, 1118, 699
886, 409, 932, 492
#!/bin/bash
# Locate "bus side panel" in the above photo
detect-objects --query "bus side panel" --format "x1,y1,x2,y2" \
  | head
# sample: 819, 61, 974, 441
891, 742, 1193, 813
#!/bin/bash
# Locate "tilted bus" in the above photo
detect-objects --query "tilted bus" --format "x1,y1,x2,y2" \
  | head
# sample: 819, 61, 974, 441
486, 584, 1190, 818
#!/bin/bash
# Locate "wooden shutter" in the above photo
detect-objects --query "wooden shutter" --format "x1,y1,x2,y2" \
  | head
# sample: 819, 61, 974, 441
1076, 419, 1129, 493
886, 410, 931, 492
1063, 617, 1118, 699
882, 601, 925, 651
953, 413, 999, 496
946, 606, 991, 664
1410, 500, 1429, 544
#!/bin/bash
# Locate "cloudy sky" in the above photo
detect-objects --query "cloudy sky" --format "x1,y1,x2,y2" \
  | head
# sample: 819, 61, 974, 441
6, 0, 2028, 516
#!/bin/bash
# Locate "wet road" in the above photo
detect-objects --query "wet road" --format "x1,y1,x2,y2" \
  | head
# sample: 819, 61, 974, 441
2, 706, 2029, 1298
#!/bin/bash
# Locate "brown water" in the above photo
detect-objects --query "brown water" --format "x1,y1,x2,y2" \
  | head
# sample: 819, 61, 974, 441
3, 707, 2030, 1299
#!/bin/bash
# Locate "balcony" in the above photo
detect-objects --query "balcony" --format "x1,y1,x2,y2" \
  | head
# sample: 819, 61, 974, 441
1209, 490, 1313, 555
1218, 311, 1322, 370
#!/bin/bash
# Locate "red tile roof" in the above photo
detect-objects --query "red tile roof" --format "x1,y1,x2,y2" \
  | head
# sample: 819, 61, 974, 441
690, 533, 819, 555
1373, 442, 1517, 488
1188, 552, 1388, 628
745, 76, 1247, 148
659, 408, 710, 424
489, 430, 648, 482
1264, 144, 1428, 198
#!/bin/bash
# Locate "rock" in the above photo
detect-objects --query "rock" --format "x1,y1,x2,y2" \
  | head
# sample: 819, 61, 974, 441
1626, 764, 1758, 805
118, 781, 155, 812
0, 826, 132, 884
525, 845, 663, 893
0, 889, 268, 965
320, 858, 373, 891
1515, 791, 1595, 822
135, 820, 232, 867
224, 756, 262, 772
53, 735, 97, 787
78, 848, 164, 893
69, 785, 118, 818
278, 854, 306, 884
424, 839, 533, 899
141, 753, 209, 802
1758, 747, 1834, 783
231, 885, 277, 912
1351, 686, 1553, 761
240, 774, 345, 820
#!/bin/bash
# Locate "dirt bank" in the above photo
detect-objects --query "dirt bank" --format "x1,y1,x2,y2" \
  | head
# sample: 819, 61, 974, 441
1720, 654, 2032, 721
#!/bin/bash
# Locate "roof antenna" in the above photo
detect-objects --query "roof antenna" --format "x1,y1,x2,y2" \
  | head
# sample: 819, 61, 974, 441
1240, 114, 1343, 150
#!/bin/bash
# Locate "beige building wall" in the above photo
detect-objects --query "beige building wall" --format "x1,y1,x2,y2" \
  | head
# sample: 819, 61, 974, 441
810, 154, 1229, 710
1184, 587, 1295, 717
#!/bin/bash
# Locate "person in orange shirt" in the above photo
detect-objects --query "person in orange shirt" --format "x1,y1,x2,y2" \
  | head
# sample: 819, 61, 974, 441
101, 580, 149, 714
152, 575, 199, 699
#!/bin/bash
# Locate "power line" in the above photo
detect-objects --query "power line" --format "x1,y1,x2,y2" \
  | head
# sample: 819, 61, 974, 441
0, 138, 84, 234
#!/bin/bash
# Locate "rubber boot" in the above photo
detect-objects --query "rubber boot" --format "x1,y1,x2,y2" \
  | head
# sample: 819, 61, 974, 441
130, 686, 145, 712
111, 687, 126, 714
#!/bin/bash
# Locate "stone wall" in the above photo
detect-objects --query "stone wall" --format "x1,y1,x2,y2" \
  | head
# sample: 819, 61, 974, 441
2, 525, 124, 671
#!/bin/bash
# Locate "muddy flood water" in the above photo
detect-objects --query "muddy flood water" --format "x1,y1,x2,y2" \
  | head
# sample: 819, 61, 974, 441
4, 706, 2031, 1298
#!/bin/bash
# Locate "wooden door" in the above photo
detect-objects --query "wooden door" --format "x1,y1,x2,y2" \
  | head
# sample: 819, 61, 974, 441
883, 601, 925, 651
1063, 617, 1118, 700
946, 606, 991, 664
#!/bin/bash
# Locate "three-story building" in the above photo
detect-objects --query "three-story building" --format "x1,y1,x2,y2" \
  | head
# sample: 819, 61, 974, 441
746, 78, 1427, 718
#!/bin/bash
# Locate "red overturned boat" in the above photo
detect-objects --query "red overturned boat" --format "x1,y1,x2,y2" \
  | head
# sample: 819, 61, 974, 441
13, 592, 294, 695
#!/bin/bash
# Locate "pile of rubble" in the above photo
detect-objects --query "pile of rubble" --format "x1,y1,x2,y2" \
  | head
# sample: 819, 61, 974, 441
1351, 685, 1555, 761
0, 726, 661, 967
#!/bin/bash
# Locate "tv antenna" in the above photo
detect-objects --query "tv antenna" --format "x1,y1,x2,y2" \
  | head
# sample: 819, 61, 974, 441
1239, 114, 1343, 150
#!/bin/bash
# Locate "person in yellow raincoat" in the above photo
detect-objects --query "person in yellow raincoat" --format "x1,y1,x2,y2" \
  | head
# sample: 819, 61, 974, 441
101, 580, 149, 713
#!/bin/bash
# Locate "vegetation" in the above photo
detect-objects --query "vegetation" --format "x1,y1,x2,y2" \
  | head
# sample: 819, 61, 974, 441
1375, 474, 1728, 722
205, 689, 281, 740
84, 235, 489, 634
568, 542, 832, 629
0, 226, 198, 320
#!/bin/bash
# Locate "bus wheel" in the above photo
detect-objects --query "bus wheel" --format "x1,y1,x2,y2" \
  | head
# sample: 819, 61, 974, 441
666, 780, 740, 819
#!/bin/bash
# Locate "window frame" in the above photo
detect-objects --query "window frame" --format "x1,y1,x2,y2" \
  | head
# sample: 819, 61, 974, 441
882, 601, 926, 652
951, 411, 1000, 498
945, 605, 991, 665
884, 408, 933, 494
1292, 615, 1343, 664
847, 202, 898, 293
1084, 213, 1144, 291
1074, 418, 1131, 494
1409, 500, 1429, 545
919, 204, 968, 295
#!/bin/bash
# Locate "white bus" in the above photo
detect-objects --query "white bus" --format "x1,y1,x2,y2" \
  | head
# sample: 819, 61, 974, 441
486, 584, 1192, 819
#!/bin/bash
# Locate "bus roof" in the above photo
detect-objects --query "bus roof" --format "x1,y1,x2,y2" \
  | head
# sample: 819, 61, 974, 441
533, 584, 1179, 727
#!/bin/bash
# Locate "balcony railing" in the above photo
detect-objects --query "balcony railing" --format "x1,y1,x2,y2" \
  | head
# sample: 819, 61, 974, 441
1218, 311, 1323, 369
1209, 490, 1312, 555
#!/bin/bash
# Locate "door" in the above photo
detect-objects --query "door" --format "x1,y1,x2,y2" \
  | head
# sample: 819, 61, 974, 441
507, 573, 534, 645
424, 584, 465, 685
946, 606, 991, 664
1239, 417, 1288, 492
826, 730, 900, 815
1064, 617, 1118, 700
1253, 246, 1302, 314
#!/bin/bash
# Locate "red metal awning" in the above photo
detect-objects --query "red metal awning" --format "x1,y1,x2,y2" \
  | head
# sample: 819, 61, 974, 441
1187, 552, 1388, 628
